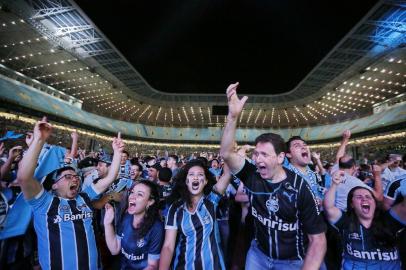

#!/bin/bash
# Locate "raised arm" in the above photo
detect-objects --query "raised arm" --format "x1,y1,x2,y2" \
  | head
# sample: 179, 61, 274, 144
220, 82, 247, 174
370, 164, 383, 202
67, 131, 79, 159
213, 164, 232, 195
323, 170, 344, 223
93, 133, 125, 194
312, 152, 326, 175
17, 117, 52, 199
335, 130, 351, 164
103, 203, 121, 255
0, 145, 23, 181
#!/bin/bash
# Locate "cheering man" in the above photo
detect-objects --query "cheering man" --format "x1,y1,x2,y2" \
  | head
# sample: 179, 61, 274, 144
220, 83, 326, 270
17, 117, 124, 270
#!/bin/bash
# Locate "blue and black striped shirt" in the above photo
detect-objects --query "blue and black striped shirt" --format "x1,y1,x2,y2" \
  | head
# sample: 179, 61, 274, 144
165, 192, 226, 270
27, 185, 100, 270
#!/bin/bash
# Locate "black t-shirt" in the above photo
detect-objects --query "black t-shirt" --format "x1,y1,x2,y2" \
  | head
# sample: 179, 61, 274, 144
333, 210, 404, 265
384, 178, 405, 205
236, 160, 327, 260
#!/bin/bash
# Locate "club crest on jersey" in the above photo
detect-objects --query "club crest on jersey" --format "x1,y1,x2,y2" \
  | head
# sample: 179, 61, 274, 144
137, 238, 145, 247
266, 197, 279, 213
202, 215, 211, 225
348, 232, 361, 240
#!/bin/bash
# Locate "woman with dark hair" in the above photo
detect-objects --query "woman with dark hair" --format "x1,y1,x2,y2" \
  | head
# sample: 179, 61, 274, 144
159, 160, 232, 270
104, 180, 163, 270
324, 169, 406, 270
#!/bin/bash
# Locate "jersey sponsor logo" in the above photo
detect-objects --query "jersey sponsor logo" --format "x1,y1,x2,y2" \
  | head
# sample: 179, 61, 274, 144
252, 207, 298, 231
137, 238, 145, 248
346, 244, 399, 261
53, 211, 93, 223
121, 248, 145, 261
266, 197, 279, 213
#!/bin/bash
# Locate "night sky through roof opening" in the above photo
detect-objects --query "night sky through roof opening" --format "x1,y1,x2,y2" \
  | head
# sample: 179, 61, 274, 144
75, 0, 378, 95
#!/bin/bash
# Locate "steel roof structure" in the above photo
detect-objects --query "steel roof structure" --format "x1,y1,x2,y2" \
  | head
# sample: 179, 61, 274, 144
0, 0, 405, 130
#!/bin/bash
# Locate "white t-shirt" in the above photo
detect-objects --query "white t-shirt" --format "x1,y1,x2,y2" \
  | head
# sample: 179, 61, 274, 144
331, 164, 371, 211
381, 167, 406, 191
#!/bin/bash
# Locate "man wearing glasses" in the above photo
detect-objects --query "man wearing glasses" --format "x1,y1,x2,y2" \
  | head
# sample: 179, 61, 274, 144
17, 117, 125, 270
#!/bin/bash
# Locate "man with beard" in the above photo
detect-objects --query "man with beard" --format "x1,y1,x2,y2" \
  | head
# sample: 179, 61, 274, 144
17, 117, 124, 270
220, 83, 326, 270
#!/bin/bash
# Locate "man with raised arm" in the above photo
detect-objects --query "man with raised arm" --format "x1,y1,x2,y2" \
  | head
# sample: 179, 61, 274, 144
220, 83, 326, 270
17, 117, 125, 270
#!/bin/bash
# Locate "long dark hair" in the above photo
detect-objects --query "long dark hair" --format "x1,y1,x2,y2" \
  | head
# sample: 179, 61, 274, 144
346, 186, 396, 247
120, 180, 161, 238
168, 159, 217, 208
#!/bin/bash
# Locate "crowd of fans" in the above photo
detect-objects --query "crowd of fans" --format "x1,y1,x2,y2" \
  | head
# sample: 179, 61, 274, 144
0, 83, 405, 270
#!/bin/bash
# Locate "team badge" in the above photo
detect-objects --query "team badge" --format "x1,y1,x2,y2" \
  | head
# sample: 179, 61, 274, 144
137, 238, 145, 247
266, 196, 279, 213
348, 233, 361, 240
202, 215, 211, 225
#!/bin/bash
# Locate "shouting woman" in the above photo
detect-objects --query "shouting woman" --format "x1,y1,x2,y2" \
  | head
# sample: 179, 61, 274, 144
104, 180, 163, 270
159, 159, 232, 270
324, 169, 406, 270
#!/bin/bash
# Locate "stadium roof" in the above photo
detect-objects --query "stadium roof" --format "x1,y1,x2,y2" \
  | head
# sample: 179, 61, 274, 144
0, 0, 405, 129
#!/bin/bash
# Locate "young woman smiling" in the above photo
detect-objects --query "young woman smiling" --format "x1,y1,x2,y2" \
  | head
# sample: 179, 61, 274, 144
104, 180, 163, 270
159, 159, 232, 270
324, 169, 406, 270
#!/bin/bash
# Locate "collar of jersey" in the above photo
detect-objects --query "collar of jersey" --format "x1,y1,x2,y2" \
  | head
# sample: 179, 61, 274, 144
182, 195, 205, 214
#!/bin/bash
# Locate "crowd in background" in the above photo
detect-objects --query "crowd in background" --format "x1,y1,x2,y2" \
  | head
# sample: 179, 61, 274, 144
0, 85, 405, 270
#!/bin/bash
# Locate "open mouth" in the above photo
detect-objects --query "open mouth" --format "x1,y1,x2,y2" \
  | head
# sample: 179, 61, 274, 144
191, 181, 200, 190
70, 184, 78, 191
129, 202, 136, 207
361, 203, 370, 214
301, 152, 309, 158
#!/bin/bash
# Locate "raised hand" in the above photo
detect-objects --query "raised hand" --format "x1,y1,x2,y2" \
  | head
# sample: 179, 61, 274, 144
112, 132, 124, 153
104, 203, 115, 225
342, 130, 351, 140
25, 132, 33, 147
33, 117, 53, 142
9, 146, 23, 160
226, 82, 248, 119
332, 170, 345, 186
311, 152, 321, 160
71, 130, 79, 141
371, 164, 382, 174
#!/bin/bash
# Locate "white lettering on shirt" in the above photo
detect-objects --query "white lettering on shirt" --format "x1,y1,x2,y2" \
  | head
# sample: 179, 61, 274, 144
251, 207, 298, 231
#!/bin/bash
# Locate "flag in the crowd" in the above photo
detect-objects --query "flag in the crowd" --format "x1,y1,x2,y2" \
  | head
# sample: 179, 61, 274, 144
35, 145, 67, 181
0, 131, 24, 141
0, 193, 32, 240
0, 145, 66, 240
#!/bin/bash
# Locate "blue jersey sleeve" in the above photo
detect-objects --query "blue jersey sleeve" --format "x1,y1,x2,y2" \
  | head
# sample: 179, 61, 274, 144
207, 191, 222, 207
148, 221, 164, 261
82, 183, 101, 200
165, 203, 180, 230
26, 188, 52, 213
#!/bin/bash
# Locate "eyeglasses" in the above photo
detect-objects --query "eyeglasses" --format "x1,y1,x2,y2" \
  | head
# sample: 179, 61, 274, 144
56, 174, 80, 182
